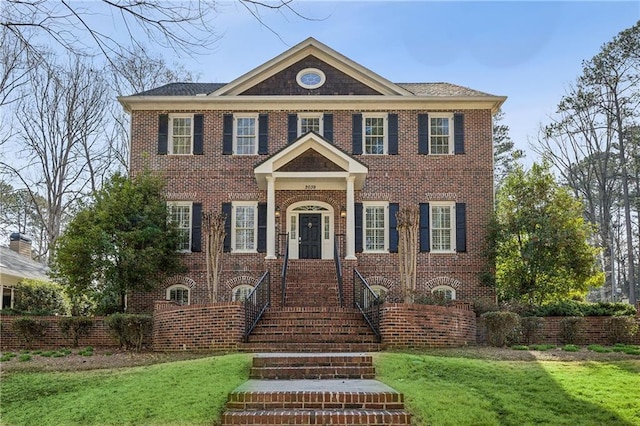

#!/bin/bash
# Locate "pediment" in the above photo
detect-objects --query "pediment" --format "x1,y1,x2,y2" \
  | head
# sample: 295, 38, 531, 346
254, 132, 368, 190
277, 148, 346, 172
212, 38, 412, 97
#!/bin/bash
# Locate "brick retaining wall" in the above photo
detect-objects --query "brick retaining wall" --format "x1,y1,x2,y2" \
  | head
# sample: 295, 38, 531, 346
152, 301, 245, 351
0, 315, 126, 350
380, 303, 477, 348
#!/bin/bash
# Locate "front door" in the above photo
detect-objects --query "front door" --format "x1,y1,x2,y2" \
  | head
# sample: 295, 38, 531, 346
299, 214, 321, 259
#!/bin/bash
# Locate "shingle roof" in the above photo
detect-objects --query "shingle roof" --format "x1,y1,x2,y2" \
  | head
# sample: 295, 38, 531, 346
396, 82, 495, 97
130, 82, 496, 97
133, 83, 226, 96
0, 246, 50, 283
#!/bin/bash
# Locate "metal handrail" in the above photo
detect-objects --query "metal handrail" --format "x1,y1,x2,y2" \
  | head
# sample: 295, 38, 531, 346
244, 270, 270, 341
281, 233, 290, 306
334, 236, 344, 307
353, 269, 382, 341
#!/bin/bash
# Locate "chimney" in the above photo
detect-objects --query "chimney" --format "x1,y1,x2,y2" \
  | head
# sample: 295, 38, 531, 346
9, 233, 33, 258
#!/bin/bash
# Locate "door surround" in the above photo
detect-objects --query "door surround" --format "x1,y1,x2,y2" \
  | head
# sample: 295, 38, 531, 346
286, 201, 334, 260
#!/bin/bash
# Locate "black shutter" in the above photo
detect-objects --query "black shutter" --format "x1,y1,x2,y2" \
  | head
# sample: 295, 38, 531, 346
454, 113, 465, 154
389, 203, 399, 253
418, 113, 429, 155
158, 114, 168, 155
257, 203, 267, 253
323, 113, 333, 142
456, 203, 467, 252
258, 114, 268, 155
354, 202, 363, 253
419, 203, 430, 252
193, 114, 204, 155
388, 114, 398, 155
222, 203, 232, 252
288, 114, 298, 143
223, 114, 233, 155
191, 203, 202, 252
352, 114, 362, 155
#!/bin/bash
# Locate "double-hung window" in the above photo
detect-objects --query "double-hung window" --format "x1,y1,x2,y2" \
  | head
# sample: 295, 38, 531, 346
168, 202, 192, 252
429, 114, 454, 155
363, 114, 387, 155
298, 113, 323, 136
364, 202, 388, 252
232, 202, 257, 252
169, 114, 193, 155
430, 202, 455, 252
234, 114, 258, 155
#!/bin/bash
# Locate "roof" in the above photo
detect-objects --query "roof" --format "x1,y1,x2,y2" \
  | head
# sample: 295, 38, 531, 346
134, 83, 225, 96
132, 82, 494, 98
0, 246, 51, 283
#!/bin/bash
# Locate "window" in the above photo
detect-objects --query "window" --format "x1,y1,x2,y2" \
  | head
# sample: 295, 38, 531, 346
430, 202, 455, 252
169, 114, 193, 154
167, 285, 190, 305
432, 285, 456, 301
232, 202, 257, 252
370, 285, 388, 299
363, 114, 387, 155
296, 68, 326, 89
429, 114, 453, 155
364, 203, 388, 252
298, 113, 323, 136
232, 285, 255, 302
234, 114, 258, 155
168, 202, 192, 251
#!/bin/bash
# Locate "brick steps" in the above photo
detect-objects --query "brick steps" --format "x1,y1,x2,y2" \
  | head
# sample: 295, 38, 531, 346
221, 354, 412, 425
283, 260, 341, 307
221, 409, 411, 425
240, 342, 382, 353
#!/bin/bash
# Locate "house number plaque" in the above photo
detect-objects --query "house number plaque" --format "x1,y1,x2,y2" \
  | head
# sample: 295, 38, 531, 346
305, 185, 316, 190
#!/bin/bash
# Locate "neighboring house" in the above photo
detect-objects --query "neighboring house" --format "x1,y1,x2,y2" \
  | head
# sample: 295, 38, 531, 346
0, 233, 50, 309
119, 37, 506, 313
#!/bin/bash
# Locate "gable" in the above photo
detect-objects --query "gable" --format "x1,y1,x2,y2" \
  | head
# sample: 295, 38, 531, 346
240, 55, 382, 96
277, 148, 346, 172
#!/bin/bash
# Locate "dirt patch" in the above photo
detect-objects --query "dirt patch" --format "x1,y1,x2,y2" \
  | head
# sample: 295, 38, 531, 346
1, 346, 638, 374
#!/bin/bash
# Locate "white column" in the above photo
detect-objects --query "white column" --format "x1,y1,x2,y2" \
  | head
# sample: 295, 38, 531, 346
345, 176, 357, 260
265, 176, 276, 259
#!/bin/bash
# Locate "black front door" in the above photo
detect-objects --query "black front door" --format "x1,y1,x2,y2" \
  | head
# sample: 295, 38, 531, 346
299, 214, 321, 259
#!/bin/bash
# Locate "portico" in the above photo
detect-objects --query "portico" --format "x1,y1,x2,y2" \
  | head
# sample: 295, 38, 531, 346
254, 132, 368, 260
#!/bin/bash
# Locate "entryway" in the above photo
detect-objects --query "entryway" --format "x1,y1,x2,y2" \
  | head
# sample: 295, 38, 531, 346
286, 201, 334, 259
299, 213, 321, 259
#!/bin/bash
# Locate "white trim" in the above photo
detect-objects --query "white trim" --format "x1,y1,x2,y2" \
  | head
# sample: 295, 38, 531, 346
168, 113, 193, 155
362, 201, 389, 253
297, 112, 324, 136
167, 201, 193, 252
362, 113, 388, 155
166, 284, 190, 305
119, 95, 507, 114
233, 113, 259, 155
428, 113, 454, 155
429, 202, 456, 253
296, 68, 326, 89
231, 201, 258, 253
286, 201, 334, 260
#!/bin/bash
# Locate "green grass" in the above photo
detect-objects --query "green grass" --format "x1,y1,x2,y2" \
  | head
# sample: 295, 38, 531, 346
375, 352, 640, 426
1, 353, 251, 426
2, 351, 639, 425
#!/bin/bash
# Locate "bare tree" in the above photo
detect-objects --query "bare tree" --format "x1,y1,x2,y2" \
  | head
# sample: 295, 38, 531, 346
203, 211, 226, 303
493, 109, 523, 189
1, 58, 110, 259
397, 207, 419, 303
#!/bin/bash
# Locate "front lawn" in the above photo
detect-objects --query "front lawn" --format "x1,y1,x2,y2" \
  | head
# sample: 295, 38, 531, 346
1, 349, 638, 425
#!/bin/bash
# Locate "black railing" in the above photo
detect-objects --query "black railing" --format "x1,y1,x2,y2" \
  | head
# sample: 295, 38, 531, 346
353, 269, 381, 341
244, 270, 270, 341
281, 233, 290, 306
334, 236, 344, 307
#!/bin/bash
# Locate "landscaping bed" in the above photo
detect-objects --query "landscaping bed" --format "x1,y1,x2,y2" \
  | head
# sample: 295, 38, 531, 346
2, 345, 638, 374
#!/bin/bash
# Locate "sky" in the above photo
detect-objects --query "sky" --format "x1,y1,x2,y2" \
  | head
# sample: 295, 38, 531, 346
148, 0, 639, 162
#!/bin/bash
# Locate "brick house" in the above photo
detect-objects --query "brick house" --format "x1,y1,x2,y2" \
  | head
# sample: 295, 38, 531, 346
119, 38, 505, 344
